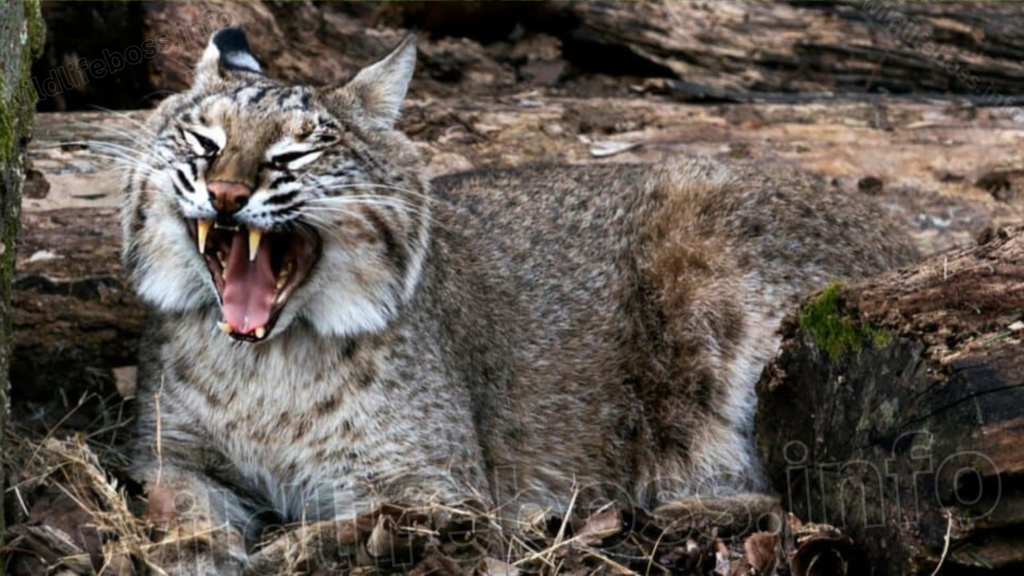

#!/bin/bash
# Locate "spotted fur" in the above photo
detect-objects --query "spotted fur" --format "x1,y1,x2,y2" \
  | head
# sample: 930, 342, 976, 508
122, 29, 917, 573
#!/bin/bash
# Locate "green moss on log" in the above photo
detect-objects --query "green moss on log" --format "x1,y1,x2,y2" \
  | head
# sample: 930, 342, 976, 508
798, 282, 890, 364
0, 0, 43, 164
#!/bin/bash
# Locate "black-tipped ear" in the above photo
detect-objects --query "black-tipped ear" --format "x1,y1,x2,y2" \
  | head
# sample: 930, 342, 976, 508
330, 35, 417, 130
211, 28, 262, 74
194, 27, 263, 87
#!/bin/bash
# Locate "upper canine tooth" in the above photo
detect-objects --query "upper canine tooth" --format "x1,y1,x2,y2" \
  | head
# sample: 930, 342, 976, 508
248, 229, 262, 262
197, 219, 212, 253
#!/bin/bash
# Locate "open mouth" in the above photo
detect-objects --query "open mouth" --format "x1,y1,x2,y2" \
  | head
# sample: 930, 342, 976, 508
188, 219, 320, 342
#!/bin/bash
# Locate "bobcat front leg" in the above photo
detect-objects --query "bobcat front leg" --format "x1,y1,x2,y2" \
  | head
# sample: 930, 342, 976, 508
131, 389, 254, 575
138, 465, 252, 576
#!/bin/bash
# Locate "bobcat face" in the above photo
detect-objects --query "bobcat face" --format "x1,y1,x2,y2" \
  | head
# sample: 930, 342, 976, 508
122, 29, 428, 342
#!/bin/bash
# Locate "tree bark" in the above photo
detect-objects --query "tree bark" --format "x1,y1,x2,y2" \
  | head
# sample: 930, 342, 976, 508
0, 0, 43, 566
756, 225, 1024, 573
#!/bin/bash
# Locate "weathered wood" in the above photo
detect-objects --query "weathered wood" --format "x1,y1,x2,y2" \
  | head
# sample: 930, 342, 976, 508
144, 2, 1024, 98
756, 225, 1024, 573
37, 2, 1024, 113
12, 97, 1021, 406
556, 1, 1024, 97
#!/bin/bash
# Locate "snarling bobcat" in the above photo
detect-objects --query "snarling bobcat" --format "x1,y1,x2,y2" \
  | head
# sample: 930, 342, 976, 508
121, 28, 916, 573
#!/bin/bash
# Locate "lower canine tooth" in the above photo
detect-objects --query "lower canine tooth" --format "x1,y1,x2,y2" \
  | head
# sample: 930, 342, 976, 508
217, 321, 231, 334
254, 327, 266, 339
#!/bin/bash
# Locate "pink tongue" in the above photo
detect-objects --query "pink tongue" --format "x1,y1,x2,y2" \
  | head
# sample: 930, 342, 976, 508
222, 232, 276, 334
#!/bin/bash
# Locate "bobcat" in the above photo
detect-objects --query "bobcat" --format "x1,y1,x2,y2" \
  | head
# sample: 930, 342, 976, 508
121, 28, 916, 573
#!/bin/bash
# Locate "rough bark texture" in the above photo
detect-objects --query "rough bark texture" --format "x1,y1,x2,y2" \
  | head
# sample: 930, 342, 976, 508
141, 1, 1024, 100
554, 1, 1024, 98
0, 0, 43, 561
33, 2, 1024, 113
13, 94, 1024, 420
756, 226, 1024, 574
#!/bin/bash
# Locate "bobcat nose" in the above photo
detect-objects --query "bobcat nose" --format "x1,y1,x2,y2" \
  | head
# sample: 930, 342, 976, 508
208, 181, 252, 215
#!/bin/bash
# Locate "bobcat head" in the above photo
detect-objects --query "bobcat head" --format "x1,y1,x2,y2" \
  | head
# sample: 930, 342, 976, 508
121, 28, 429, 342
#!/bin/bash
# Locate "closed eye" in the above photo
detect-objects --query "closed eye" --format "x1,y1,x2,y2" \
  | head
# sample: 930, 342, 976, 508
182, 128, 219, 157
270, 149, 323, 170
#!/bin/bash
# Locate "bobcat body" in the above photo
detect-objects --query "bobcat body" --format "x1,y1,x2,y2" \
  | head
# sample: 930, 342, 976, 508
121, 29, 916, 571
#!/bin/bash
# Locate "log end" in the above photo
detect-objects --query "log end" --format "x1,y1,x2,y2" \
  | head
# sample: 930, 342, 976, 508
756, 227, 1024, 573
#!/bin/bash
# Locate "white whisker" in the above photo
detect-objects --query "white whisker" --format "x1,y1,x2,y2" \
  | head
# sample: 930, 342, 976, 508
306, 196, 428, 214
65, 139, 174, 171
85, 152, 165, 178
341, 182, 436, 204
296, 209, 372, 242
85, 106, 158, 138
303, 201, 430, 222
71, 119, 155, 150
295, 173, 437, 206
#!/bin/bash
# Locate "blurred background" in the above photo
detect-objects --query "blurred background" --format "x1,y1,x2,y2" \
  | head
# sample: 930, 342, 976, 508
32, 1, 1024, 110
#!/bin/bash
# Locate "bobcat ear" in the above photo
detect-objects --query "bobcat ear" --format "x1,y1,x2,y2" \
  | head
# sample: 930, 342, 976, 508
194, 27, 263, 86
333, 35, 417, 130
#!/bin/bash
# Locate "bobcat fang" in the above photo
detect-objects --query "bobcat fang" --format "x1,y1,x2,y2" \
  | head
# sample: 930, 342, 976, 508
249, 229, 262, 262
197, 219, 212, 253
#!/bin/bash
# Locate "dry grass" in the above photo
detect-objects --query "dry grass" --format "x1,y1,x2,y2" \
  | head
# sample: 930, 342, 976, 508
2, 424, 853, 576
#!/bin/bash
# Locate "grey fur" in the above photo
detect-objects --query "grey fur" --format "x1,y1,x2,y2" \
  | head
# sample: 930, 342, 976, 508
121, 32, 917, 573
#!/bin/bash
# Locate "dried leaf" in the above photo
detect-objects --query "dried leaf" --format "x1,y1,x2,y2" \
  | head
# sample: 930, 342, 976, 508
790, 526, 854, 576
6, 525, 94, 574
365, 514, 395, 559
787, 512, 804, 533
715, 539, 732, 575
576, 508, 622, 545
744, 532, 779, 571
112, 366, 138, 399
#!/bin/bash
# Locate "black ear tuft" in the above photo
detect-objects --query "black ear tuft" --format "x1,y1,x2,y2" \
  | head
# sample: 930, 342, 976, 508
212, 27, 263, 75
212, 27, 251, 54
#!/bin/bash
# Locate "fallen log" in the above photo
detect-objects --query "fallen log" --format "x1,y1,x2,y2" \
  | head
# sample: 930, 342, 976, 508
107, 2, 1024, 99
756, 225, 1024, 573
37, 2, 1024, 113
12, 97, 1021, 412
556, 1, 1024, 97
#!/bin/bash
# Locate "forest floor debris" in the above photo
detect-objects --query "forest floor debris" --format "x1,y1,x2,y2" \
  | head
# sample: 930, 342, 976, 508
4, 427, 856, 575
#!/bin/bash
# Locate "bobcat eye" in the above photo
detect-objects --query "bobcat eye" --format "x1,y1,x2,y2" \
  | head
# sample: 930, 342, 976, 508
182, 129, 219, 158
269, 149, 322, 171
